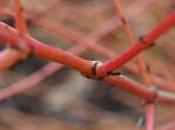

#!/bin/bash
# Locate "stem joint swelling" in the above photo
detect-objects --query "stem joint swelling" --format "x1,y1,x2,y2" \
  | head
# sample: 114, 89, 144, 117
139, 36, 155, 48
2, 23, 33, 60
146, 87, 158, 103
81, 61, 122, 80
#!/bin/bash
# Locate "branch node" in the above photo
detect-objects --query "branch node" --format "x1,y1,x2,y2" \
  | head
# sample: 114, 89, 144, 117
81, 61, 122, 80
146, 86, 158, 103
139, 36, 155, 48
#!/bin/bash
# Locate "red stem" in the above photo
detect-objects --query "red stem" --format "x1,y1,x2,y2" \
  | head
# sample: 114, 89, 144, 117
0, 15, 130, 100
0, 22, 175, 103
0, 0, 30, 71
14, 0, 28, 35
0, 22, 92, 74
0, 2, 175, 104
145, 103, 155, 130
97, 11, 175, 77
113, 0, 151, 85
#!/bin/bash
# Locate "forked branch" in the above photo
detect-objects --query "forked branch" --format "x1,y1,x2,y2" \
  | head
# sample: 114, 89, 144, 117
0, 10, 175, 103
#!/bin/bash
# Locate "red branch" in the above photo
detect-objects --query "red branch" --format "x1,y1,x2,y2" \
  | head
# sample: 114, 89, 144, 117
0, 21, 175, 103
0, 0, 31, 71
145, 103, 155, 130
0, 1, 174, 105
0, 1, 174, 129
0, 14, 132, 100
96, 11, 175, 77
113, 0, 151, 85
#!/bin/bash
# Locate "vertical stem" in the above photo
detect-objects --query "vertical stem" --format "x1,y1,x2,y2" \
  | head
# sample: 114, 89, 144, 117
146, 103, 155, 130
14, 0, 28, 35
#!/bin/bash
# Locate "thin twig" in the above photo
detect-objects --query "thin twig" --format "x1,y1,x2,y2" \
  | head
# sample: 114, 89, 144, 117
113, 0, 151, 84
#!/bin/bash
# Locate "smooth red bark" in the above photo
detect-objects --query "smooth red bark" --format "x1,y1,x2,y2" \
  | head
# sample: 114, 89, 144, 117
0, 22, 175, 103
145, 103, 155, 130
97, 11, 175, 77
